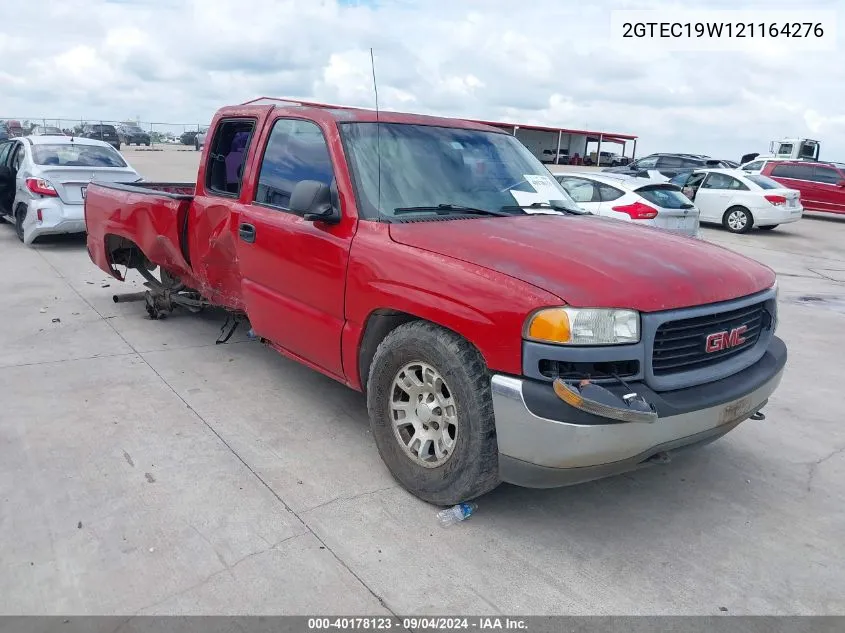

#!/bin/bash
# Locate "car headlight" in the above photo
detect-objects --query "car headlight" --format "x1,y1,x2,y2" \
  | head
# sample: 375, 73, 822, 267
524, 307, 640, 345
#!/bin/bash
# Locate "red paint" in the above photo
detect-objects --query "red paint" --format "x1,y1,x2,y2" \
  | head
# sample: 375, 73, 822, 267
84, 102, 777, 392
761, 160, 845, 215
705, 325, 748, 354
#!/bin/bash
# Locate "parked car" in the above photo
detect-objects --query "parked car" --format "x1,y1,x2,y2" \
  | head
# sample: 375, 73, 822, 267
669, 169, 802, 233
605, 153, 735, 180
80, 124, 121, 150
82, 101, 786, 505
118, 124, 151, 146
742, 160, 845, 216
30, 126, 66, 136
555, 172, 700, 237
0, 136, 140, 244
180, 130, 198, 146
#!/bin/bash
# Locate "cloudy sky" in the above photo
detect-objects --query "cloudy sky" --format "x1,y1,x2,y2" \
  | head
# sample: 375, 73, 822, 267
2, 0, 844, 160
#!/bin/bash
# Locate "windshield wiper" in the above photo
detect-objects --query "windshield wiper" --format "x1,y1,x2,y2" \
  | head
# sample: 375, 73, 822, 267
500, 201, 591, 216
393, 204, 514, 217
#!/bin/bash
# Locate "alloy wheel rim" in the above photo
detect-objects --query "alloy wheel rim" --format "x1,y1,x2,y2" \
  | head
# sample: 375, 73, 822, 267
389, 361, 458, 468
728, 210, 747, 230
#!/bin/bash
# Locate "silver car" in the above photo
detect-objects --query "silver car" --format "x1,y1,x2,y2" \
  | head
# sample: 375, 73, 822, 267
0, 136, 140, 245
555, 172, 701, 237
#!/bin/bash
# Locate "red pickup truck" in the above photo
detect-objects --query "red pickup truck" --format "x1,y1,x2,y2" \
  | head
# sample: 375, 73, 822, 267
84, 102, 787, 505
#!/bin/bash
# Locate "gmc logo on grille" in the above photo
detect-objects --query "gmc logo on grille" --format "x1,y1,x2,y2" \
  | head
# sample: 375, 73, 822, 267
705, 326, 748, 353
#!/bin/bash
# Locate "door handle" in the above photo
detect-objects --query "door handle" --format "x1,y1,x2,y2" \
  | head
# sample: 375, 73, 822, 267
239, 223, 256, 243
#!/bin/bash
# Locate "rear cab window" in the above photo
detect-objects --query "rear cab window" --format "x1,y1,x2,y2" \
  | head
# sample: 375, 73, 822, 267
205, 119, 257, 197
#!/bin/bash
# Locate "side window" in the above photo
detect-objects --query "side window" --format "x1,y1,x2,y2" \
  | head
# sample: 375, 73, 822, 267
0, 142, 11, 165
679, 158, 702, 168
777, 143, 793, 157
254, 118, 335, 213
558, 177, 599, 203
812, 167, 841, 184
772, 164, 813, 180
10, 143, 24, 171
743, 161, 764, 171
723, 175, 749, 190
656, 156, 683, 168
597, 183, 624, 202
205, 119, 256, 197
701, 173, 732, 189
633, 156, 658, 169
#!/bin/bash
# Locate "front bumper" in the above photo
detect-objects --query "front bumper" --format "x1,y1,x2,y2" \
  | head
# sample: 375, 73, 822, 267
23, 199, 85, 244
492, 336, 787, 488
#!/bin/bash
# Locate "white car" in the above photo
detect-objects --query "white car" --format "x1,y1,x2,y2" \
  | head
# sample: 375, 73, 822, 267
554, 172, 700, 238
0, 135, 141, 244
670, 169, 803, 233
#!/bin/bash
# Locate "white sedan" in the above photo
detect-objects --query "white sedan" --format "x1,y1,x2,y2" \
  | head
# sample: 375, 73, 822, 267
670, 169, 802, 233
554, 172, 700, 238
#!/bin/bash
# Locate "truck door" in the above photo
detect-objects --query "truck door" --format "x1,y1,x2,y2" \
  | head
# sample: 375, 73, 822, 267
188, 118, 258, 309
235, 117, 355, 379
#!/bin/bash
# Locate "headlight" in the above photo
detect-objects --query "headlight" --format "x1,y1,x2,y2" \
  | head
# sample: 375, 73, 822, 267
524, 307, 640, 345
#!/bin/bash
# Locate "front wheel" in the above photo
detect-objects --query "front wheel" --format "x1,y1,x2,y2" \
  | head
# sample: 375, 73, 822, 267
723, 206, 753, 234
366, 321, 500, 505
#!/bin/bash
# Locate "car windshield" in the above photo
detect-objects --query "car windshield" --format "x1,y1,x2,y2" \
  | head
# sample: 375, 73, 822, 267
746, 175, 784, 190
636, 184, 694, 209
339, 122, 578, 220
32, 143, 128, 168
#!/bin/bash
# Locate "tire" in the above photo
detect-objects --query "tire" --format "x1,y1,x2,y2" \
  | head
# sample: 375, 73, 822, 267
14, 206, 25, 242
366, 321, 500, 505
759, 224, 778, 231
723, 206, 753, 234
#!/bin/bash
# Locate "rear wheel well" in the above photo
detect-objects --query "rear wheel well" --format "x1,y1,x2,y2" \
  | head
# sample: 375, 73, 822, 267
104, 234, 153, 275
358, 310, 420, 390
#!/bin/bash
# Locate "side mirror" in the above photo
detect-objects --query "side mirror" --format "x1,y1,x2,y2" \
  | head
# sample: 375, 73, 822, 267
289, 180, 340, 224
838, 180, 845, 188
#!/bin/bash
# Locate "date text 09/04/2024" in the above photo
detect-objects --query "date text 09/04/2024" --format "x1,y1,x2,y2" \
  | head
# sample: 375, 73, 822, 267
621, 21, 824, 39
307, 617, 528, 630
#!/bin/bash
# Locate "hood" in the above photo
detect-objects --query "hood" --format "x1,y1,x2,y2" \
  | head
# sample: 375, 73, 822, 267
388, 215, 775, 312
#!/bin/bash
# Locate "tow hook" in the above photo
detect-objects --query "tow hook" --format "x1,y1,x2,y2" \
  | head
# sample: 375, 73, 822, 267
750, 411, 766, 421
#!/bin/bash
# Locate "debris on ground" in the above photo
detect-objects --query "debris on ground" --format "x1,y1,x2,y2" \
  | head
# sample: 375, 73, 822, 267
437, 502, 478, 527
52, 318, 61, 323
39, 307, 47, 313
247, 328, 258, 340
77, 522, 82, 529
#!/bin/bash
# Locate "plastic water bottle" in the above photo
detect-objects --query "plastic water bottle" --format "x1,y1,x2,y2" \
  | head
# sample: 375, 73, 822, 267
437, 502, 477, 527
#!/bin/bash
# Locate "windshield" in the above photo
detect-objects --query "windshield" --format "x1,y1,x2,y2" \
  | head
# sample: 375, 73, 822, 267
33, 143, 128, 168
746, 175, 784, 190
339, 122, 577, 220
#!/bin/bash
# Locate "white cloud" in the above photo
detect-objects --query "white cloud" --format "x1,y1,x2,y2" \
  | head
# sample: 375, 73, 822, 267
1, 0, 844, 160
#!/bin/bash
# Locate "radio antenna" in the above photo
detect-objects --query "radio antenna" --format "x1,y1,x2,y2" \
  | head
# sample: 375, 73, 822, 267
370, 47, 382, 220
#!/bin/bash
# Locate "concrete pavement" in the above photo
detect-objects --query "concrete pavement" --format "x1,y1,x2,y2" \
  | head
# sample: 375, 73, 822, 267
0, 148, 843, 615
